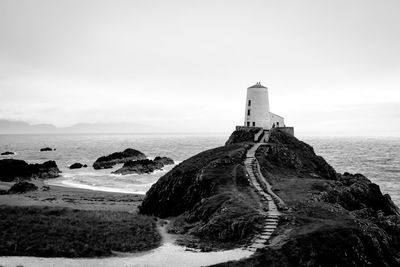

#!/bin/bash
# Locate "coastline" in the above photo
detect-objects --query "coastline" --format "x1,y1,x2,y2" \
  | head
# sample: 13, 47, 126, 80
0, 180, 144, 211
45, 177, 148, 195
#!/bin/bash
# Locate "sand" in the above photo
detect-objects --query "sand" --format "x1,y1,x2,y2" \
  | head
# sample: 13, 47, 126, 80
0, 180, 144, 211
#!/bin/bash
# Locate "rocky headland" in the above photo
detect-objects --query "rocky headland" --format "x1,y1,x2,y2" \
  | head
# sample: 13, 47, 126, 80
93, 148, 146, 169
0, 159, 61, 182
140, 129, 400, 266
113, 157, 174, 175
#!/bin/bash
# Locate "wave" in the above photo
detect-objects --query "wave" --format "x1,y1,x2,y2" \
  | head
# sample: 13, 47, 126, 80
50, 162, 182, 194
46, 179, 147, 194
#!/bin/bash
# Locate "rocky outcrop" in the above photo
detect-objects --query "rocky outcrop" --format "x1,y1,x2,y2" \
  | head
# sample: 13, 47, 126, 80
93, 148, 146, 169
69, 163, 87, 169
154, 156, 174, 165
140, 144, 264, 246
142, 129, 400, 265
40, 147, 54, 151
113, 159, 164, 175
225, 128, 261, 146
8, 181, 38, 194
113, 157, 174, 175
215, 129, 400, 266
0, 159, 61, 182
1, 151, 15, 155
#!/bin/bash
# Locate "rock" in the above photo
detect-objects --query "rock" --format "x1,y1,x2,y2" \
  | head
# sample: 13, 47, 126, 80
93, 148, 146, 170
83, 164, 88, 168
225, 128, 262, 145
0, 189, 8, 195
41, 185, 50, 191
69, 163, 84, 169
140, 143, 263, 244
141, 129, 400, 265
0, 159, 61, 182
8, 181, 38, 194
40, 147, 53, 151
1, 151, 15, 155
113, 159, 164, 175
154, 156, 174, 165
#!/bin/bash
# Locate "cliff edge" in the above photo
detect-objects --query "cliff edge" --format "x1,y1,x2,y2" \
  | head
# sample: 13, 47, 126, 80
140, 129, 400, 265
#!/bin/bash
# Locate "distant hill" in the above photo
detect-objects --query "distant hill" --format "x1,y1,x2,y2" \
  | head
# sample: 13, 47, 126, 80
0, 120, 152, 134
0, 120, 57, 134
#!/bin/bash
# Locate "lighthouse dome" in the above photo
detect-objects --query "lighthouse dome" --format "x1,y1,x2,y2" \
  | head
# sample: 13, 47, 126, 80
248, 82, 267, 89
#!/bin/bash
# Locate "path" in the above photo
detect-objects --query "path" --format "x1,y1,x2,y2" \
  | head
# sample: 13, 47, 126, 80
1, 131, 287, 265
0, 222, 252, 267
245, 131, 286, 252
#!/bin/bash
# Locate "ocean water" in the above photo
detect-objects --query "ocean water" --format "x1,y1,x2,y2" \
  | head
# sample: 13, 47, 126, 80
304, 137, 400, 207
0, 134, 399, 206
0, 134, 227, 195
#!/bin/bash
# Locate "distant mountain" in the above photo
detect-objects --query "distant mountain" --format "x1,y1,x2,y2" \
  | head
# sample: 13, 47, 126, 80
0, 120, 152, 134
0, 120, 57, 134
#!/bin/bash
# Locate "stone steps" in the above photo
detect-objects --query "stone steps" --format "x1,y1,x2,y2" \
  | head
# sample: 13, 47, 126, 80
244, 142, 285, 253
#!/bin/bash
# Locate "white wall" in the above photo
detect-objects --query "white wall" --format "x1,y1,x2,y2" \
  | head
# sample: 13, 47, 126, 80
270, 112, 285, 128
244, 85, 271, 128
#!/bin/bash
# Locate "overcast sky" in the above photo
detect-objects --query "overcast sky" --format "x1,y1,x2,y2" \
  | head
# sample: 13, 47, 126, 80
0, 0, 399, 136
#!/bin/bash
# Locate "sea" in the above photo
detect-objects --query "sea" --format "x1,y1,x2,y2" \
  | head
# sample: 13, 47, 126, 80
0, 133, 399, 206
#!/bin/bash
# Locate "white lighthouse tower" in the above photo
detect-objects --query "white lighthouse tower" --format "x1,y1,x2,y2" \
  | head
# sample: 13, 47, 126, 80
244, 82, 272, 128
240, 82, 293, 136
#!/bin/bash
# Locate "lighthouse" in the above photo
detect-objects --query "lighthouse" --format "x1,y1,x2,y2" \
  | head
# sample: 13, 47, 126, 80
244, 82, 272, 128
242, 82, 291, 134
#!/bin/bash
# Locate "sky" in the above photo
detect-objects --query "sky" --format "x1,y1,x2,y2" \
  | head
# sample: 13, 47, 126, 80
0, 0, 399, 136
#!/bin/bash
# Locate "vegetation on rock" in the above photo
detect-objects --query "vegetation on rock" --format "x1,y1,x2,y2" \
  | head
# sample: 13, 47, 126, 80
140, 144, 264, 247
214, 129, 400, 266
142, 128, 400, 265
8, 181, 38, 194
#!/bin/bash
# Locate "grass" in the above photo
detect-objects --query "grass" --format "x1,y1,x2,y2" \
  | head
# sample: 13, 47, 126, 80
0, 206, 161, 257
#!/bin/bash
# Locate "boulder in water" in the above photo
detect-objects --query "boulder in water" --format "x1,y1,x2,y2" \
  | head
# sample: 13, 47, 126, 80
1, 151, 15, 156
40, 147, 53, 152
69, 163, 84, 169
113, 159, 164, 175
93, 148, 146, 169
154, 156, 174, 165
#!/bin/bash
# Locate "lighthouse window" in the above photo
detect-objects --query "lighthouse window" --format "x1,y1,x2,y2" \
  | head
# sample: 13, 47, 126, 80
252, 122, 256, 127
248, 100, 251, 106
247, 121, 250, 127
247, 109, 250, 116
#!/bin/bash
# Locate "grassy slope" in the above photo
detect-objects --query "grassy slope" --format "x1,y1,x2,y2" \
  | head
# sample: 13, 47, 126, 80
140, 143, 264, 248
214, 129, 400, 266
0, 206, 160, 257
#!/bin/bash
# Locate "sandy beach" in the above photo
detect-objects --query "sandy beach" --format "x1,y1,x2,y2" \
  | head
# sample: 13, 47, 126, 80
0, 180, 144, 211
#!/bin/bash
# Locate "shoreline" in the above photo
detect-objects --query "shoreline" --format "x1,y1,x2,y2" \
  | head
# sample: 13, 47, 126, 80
45, 177, 147, 195
0, 180, 144, 211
